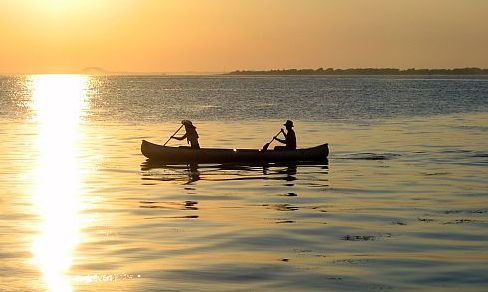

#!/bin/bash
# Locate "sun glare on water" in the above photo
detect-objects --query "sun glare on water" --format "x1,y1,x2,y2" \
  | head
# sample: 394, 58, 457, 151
30, 74, 89, 292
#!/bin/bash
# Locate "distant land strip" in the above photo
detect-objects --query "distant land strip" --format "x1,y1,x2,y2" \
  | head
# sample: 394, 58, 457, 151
226, 68, 488, 75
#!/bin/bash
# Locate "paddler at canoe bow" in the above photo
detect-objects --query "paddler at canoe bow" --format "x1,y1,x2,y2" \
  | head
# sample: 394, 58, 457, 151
273, 120, 297, 150
170, 120, 200, 149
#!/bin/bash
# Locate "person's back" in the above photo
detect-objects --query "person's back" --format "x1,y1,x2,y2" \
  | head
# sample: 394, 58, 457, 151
285, 128, 296, 150
185, 125, 200, 149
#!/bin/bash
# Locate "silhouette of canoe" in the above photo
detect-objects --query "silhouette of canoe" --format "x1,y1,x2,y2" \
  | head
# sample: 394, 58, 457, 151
141, 140, 329, 163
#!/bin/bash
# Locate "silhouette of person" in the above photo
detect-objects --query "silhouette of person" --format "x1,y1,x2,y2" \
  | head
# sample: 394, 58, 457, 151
171, 120, 200, 149
274, 120, 296, 150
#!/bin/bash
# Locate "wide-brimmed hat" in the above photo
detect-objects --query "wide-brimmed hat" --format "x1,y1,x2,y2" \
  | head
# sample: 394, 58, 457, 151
283, 120, 294, 127
181, 120, 193, 126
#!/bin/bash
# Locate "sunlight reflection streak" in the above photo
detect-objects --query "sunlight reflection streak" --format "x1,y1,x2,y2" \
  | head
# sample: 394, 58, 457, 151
30, 75, 88, 292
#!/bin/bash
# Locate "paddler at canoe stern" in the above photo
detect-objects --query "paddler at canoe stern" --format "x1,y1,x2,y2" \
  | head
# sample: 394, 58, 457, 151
274, 120, 297, 150
171, 120, 200, 149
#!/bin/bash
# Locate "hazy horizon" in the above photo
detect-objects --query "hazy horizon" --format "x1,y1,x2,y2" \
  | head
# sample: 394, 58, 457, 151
3, 66, 488, 76
1, 0, 488, 74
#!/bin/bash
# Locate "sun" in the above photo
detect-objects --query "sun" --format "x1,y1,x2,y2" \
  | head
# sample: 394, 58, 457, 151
45, 0, 82, 8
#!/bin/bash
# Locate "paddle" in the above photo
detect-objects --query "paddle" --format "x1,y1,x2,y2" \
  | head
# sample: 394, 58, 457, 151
163, 124, 184, 146
261, 129, 283, 151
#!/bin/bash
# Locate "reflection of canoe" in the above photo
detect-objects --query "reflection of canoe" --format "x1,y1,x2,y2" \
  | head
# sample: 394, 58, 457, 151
141, 140, 329, 164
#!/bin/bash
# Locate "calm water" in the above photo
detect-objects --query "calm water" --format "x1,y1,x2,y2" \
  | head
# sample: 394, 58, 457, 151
0, 75, 487, 291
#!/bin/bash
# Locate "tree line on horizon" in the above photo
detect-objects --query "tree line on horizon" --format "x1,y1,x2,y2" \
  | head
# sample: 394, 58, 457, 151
227, 67, 488, 75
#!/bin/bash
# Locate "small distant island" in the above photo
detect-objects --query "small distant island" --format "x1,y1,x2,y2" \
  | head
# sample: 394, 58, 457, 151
80, 67, 109, 75
227, 67, 488, 75
79, 67, 167, 76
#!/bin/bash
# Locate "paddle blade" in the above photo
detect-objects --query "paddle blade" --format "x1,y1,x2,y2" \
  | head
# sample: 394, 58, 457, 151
262, 142, 271, 151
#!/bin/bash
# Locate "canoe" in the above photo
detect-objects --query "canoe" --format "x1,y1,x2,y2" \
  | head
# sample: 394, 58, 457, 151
141, 140, 329, 163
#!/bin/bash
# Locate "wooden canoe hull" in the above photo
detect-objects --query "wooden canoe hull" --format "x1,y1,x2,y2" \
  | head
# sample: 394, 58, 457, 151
141, 140, 329, 163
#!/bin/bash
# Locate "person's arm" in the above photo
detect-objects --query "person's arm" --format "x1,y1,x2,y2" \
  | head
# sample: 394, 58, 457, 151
274, 129, 287, 144
274, 137, 286, 144
172, 133, 187, 140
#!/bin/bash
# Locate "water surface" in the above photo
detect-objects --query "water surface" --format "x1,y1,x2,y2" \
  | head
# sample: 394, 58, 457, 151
0, 75, 487, 291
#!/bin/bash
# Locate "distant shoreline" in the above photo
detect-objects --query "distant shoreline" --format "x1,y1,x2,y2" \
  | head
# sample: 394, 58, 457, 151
226, 68, 488, 75
2, 67, 488, 76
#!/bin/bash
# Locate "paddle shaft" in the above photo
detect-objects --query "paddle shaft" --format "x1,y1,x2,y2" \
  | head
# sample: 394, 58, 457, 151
163, 124, 184, 146
262, 129, 283, 151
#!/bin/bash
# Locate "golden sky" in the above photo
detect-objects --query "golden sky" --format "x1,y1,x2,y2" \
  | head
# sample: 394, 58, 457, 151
1, 0, 487, 73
